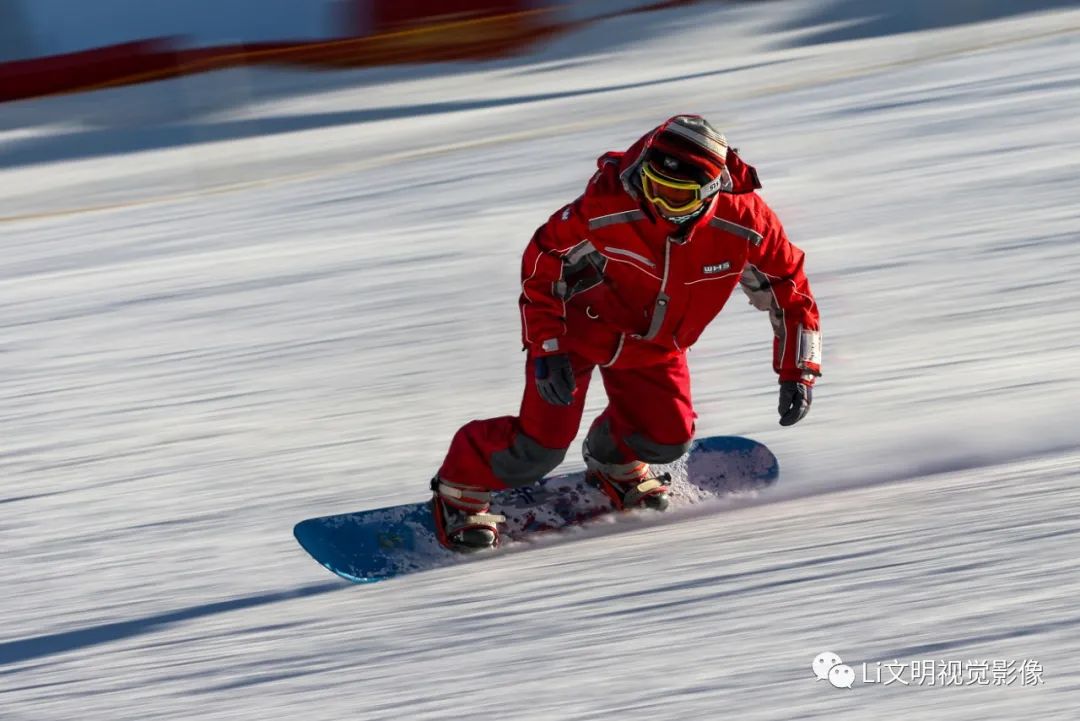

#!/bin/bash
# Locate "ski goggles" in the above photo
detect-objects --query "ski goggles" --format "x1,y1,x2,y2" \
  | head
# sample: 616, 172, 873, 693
640, 162, 708, 215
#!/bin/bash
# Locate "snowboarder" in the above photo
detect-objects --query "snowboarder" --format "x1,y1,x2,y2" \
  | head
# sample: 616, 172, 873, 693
430, 115, 821, 552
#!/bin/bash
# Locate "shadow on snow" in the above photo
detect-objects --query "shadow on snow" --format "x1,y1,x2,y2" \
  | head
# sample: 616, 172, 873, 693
0, 580, 343, 667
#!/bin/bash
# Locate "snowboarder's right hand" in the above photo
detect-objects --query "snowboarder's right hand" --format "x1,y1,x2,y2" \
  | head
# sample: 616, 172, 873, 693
534, 354, 576, 406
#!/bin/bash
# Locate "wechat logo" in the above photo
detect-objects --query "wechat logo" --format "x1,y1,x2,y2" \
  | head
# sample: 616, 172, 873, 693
813, 651, 855, 689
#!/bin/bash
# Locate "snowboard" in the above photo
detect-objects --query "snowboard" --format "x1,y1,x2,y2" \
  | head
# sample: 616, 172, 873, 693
294, 435, 777, 583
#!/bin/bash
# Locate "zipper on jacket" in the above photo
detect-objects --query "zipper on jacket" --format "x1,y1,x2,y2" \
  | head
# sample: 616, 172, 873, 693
636, 237, 674, 342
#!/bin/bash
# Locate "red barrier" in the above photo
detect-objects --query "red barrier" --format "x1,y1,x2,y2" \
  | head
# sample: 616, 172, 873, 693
0, 1, 700, 103
0, 11, 555, 102
0, 39, 181, 103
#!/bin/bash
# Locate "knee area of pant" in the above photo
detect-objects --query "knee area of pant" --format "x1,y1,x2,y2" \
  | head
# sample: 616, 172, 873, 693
531, 446, 568, 477
491, 440, 568, 488
626, 434, 693, 464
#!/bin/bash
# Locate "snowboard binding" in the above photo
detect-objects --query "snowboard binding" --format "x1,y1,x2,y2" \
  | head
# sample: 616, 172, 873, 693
582, 438, 672, 512
585, 468, 672, 512
430, 478, 506, 553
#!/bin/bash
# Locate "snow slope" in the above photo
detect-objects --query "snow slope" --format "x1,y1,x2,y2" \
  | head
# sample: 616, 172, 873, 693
2, 1, 1080, 718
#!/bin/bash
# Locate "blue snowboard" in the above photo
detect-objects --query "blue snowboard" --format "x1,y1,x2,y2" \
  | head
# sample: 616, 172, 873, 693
294, 435, 777, 583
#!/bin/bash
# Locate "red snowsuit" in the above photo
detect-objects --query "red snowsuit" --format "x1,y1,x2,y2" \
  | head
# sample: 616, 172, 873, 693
438, 131, 820, 491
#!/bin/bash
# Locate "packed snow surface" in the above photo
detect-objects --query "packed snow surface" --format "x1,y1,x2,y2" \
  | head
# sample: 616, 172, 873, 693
2, 1, 1079, 718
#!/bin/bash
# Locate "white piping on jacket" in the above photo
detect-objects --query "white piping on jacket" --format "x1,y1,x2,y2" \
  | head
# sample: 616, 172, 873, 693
605, 246, 656, 268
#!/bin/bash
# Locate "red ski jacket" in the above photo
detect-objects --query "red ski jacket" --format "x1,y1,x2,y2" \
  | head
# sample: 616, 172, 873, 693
520, 131, 822, 383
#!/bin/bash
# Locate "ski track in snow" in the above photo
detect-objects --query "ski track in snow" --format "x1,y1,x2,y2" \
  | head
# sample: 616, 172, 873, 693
2, 1, 1080, 718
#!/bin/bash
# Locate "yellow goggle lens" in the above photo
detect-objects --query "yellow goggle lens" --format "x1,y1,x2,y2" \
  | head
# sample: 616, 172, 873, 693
640, 164, 705, 214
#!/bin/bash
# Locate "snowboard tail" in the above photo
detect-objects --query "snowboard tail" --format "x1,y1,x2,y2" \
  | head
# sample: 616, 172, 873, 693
294, 435, 777, 583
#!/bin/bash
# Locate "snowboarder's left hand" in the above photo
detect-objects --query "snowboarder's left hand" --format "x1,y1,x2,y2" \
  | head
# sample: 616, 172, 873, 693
778, 380, 812, 426
534, 354, 576, 406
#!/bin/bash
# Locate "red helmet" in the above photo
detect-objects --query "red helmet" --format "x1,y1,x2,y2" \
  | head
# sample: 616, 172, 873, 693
639, 115, 730, 219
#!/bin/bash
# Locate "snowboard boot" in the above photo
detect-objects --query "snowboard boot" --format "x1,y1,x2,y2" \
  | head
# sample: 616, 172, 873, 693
583, 441, 672, 512
430, 478, 506, 553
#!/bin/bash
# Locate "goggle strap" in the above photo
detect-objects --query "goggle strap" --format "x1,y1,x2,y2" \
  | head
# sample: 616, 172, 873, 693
699, 173, 726, 199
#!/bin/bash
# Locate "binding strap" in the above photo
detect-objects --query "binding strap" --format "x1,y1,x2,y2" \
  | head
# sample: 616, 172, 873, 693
621, 479, 666, 508
434, 480, 506, 525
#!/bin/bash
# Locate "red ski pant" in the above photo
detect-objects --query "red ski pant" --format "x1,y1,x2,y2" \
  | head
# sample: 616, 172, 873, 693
438, 352, 695, 491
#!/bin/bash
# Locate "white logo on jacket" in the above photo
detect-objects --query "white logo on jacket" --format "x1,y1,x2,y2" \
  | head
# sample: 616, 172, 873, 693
703, 262, 731, 274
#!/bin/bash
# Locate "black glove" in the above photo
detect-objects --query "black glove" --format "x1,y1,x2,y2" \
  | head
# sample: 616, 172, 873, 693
534, 354, 576, 406
778, 380, 812, 426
